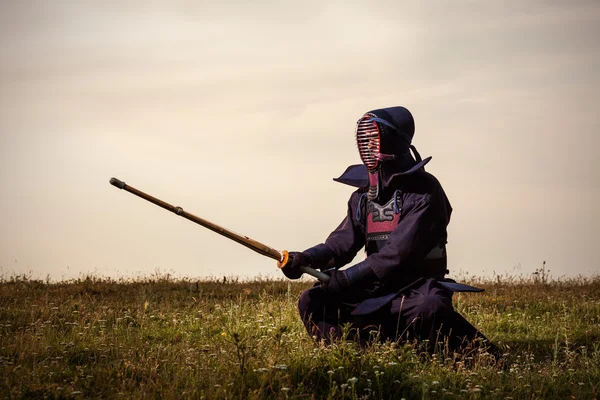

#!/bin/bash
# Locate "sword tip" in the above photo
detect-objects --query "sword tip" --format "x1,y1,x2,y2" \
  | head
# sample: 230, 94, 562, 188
110, 177, 126, 189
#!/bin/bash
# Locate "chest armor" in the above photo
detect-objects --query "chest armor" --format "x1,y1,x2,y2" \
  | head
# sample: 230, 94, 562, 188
364, 194, 401, 256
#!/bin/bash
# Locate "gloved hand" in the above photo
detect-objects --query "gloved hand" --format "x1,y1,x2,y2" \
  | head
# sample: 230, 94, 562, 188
323, 261, 377, 294
281, 251, 312, 280
323, 269, 351, 294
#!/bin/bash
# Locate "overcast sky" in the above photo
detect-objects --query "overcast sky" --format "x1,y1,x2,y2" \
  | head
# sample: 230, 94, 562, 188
1, 0, 599, 281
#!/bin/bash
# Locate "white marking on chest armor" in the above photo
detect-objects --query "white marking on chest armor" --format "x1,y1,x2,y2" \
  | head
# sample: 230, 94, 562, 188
367, 201, 395, 222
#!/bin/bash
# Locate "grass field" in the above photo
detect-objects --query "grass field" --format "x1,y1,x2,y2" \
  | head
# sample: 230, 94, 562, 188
1, 273, 599, 399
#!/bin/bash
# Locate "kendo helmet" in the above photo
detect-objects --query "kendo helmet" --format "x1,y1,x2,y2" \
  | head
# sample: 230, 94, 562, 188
354, 106, 431, 199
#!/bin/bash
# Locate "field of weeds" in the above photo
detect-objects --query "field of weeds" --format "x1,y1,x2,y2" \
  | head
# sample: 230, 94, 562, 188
0, 274, 599, 399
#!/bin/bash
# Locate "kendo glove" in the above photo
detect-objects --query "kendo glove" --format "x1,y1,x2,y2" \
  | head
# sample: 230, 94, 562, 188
281, 244, 336, 280
281, 251, 311, 280
323, 261, 377, 295
324, 270, 351, 294
302, 243, 336, 270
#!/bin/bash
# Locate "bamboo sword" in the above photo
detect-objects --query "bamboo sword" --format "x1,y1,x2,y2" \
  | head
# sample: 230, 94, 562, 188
109, 178, 330, 282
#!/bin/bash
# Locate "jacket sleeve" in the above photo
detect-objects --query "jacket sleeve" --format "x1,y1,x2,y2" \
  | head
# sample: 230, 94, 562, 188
365, 193, 448, 282
306, 191, 366, 269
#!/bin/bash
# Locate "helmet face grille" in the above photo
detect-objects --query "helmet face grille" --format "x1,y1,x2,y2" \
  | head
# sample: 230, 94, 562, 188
356, 116, 381, 171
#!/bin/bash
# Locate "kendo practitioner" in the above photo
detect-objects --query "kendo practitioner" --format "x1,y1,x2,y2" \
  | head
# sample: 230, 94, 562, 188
282, 106, 498, 355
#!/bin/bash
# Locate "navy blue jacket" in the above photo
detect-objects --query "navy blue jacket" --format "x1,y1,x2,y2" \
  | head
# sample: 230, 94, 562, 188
310, 169, 452, 295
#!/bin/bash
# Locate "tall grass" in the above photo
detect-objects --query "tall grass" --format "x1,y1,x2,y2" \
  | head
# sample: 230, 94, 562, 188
0, 273, 599, 399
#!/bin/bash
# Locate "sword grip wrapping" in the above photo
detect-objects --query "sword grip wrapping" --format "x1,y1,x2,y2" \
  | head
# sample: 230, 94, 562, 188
301, 266, 331, 282
277, 250, 330, 282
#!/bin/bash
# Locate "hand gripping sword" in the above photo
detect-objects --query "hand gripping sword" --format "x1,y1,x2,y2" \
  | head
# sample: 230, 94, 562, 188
109, 178, 330, 282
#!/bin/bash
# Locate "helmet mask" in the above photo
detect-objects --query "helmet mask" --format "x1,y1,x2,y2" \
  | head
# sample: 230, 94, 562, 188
355, 114, 381, 200
355, 107, 427, 201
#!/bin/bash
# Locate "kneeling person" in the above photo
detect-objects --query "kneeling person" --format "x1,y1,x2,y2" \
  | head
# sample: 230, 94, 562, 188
282, 106, 496, 354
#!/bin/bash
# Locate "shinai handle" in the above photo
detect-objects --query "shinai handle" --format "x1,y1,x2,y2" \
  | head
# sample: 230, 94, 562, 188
277, 250, 331, 282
